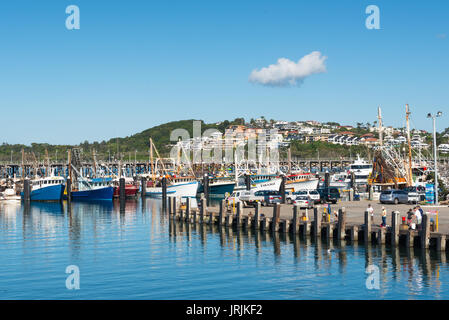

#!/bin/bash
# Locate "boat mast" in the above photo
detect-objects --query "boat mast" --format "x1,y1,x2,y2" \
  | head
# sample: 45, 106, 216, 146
177, 139, 181, 176
92, 149, 97, 178
150, 138, 154, 181
21, 148, 25, 181
405, 104, 413, 186
68, 149, 72, 182
377, 106, 383, 146
45, 149, 49, 177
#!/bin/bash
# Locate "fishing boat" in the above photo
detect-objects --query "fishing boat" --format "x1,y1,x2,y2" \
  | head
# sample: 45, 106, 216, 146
145, 176, 199, 199
233, 174, 282, 193
113, 177, 138, 198
329, 156, 373, 189
197, 176, 235, 199
21, 177, 66, 201
143, 137, 200, 199
70, 177, 114, 201
285, 173, 319, 192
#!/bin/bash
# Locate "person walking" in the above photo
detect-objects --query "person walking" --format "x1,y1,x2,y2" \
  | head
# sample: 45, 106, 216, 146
381, 206, 387, 227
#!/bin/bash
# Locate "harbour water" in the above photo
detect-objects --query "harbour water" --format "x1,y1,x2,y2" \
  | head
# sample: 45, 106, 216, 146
0, 199, 448, 300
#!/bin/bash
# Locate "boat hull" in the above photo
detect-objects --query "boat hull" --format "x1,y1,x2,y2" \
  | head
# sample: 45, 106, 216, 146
71, 186, 114, 201
146, 181, 199, 199
113, 184, 138, 198
286, 178, 319, 192
234, 178, 282, 193
21, 184, 65, 201
198, 181, 236, 199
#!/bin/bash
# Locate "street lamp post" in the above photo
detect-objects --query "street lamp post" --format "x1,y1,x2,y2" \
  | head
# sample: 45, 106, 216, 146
427, 111, 443, 205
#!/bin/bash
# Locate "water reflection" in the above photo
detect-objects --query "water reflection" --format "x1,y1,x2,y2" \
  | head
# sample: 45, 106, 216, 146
0, 199, 449, 299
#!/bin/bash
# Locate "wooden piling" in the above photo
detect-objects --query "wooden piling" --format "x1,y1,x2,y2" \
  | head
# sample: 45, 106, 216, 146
140, 177, 146, 198
172, 197, 177, 216
303, 221, 311, 237
23, 179, 30, 202
208, 211, 214, 225
406, 231, 414, 248
161, 177, 167, 212
350, 225, 358, 241
337, 208, 346, 240
119, 177, 125, 202
218, 200, 226, 226
421, 214, 430, 249
436, 235, 446, 251
226, 213, 233, 227
292, 205, 299, 234
254, 202, 261, 230
261, 217, 269, 232
364, 211, 371, 244
377, 228, 386, 244
282, 220, 289, 233
168, 196, 173, 214
326, 224, 334, 240
313, 207, 321, 238
199, 198, 206, 224
391, 211, 400, 246
272, 204, 280, 233
236, 202, 243, 227
66, 178, 72, 202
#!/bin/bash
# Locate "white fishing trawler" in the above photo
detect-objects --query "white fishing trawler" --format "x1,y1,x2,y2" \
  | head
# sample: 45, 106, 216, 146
329, 155, 373, 188
285, 173, 319, 191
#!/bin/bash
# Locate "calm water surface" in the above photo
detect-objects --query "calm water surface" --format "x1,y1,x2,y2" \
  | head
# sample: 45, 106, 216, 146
0, 199, 448, 299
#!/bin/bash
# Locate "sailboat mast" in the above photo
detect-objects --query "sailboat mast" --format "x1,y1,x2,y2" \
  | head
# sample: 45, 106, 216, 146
405, 104, 413, 186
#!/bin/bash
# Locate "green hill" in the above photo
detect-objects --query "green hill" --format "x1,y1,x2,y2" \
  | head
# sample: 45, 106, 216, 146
0, 118, 245, 162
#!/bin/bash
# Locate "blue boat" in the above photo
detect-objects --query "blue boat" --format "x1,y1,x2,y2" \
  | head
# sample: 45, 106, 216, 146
198, 177, 235, 199
69, 177, 114, 201
21, 177, 66, 201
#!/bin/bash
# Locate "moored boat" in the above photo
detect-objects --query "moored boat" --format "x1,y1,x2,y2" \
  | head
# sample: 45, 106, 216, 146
145, 177, 199, 199
69, 177, 114, 201
285, 173, 319, 192
113, 178, 138, 198
21, 177, 65, 201
197, 176, 235, 199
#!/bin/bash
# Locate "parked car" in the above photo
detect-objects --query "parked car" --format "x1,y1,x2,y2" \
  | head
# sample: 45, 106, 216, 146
239, 189, 282, 207
379, 189, 409, 204
288, 190, 320, 204
317, 187, 340, 204
293, 195, 314, 209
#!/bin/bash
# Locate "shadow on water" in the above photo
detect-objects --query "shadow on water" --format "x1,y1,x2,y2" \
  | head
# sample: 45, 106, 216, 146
168, 214, 449, 295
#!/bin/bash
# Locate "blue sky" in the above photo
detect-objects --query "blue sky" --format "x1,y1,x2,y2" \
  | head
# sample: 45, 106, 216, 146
0, 0, 447, 144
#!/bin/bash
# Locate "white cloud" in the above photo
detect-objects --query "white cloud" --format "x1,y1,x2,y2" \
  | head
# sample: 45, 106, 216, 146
249, 51, 327, 87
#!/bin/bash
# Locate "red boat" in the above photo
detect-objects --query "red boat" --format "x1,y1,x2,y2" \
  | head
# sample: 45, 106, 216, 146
113, 182, 138, 198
